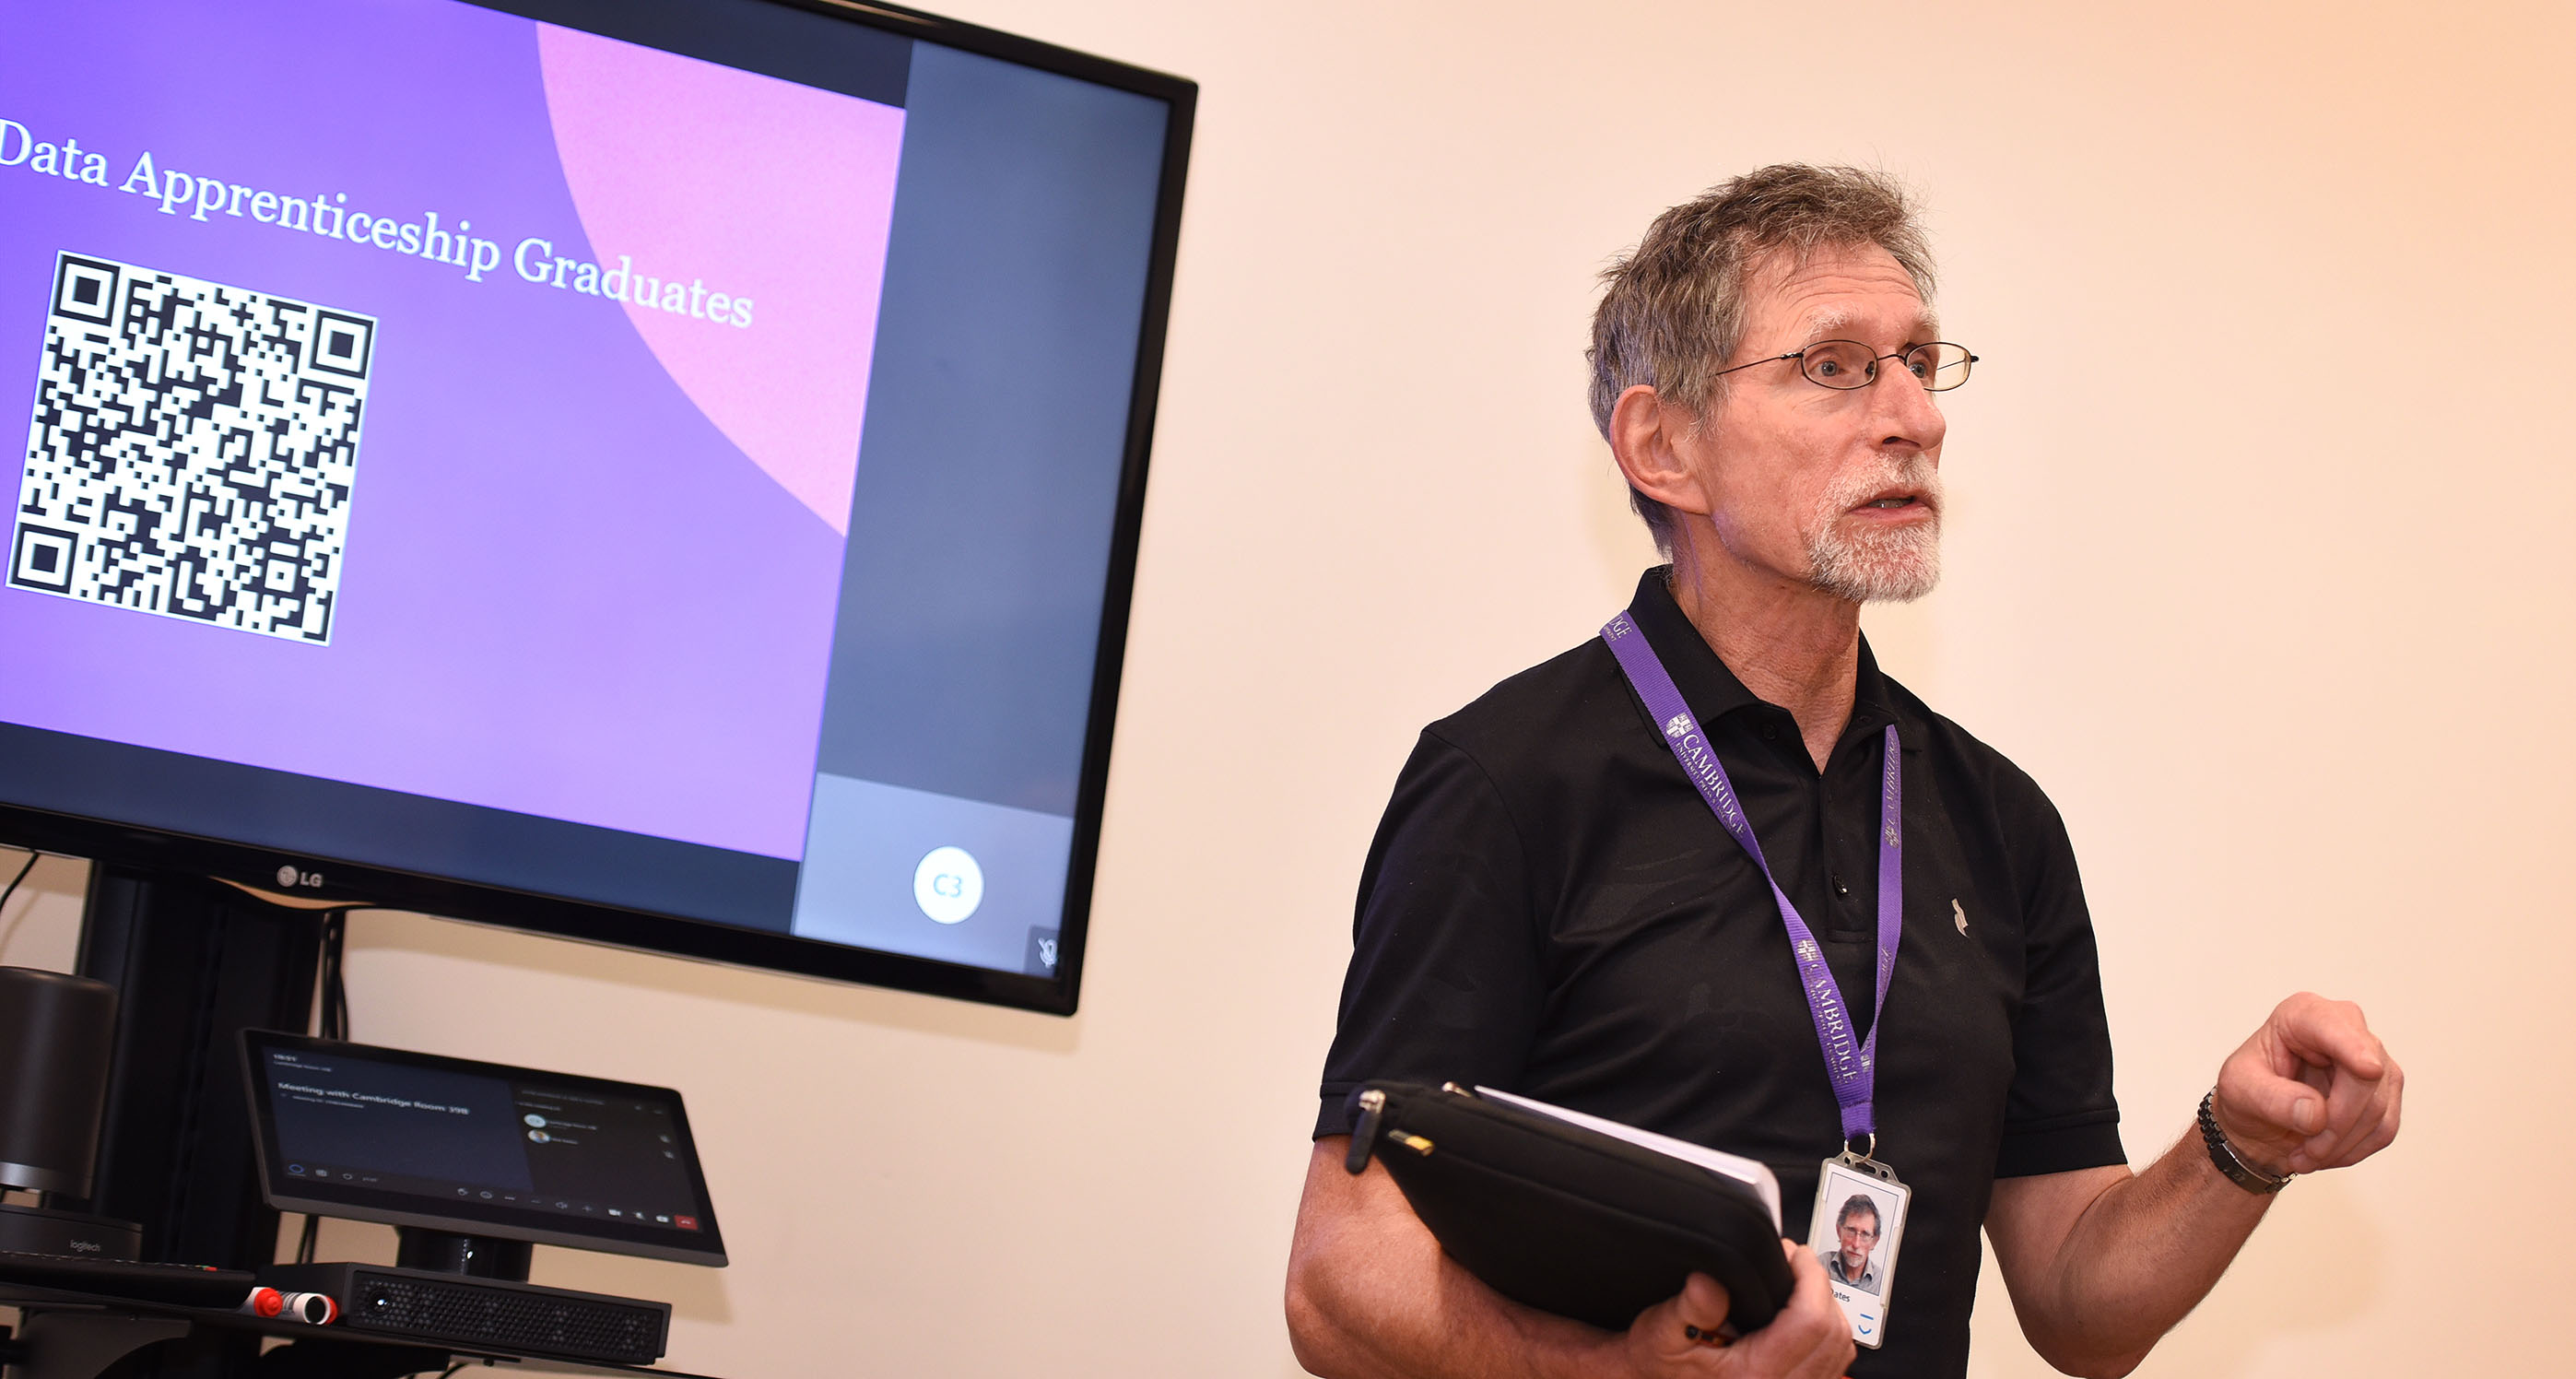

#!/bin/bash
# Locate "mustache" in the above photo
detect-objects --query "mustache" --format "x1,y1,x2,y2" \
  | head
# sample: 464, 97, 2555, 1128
1822, 454, 1943, 514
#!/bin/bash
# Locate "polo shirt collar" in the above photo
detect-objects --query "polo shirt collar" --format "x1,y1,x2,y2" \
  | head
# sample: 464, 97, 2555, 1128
1626, 567, 1922, 752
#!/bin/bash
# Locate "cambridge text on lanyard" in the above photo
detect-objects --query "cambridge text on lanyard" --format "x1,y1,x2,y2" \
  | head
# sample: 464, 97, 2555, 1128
1602, 609, 1913, 1344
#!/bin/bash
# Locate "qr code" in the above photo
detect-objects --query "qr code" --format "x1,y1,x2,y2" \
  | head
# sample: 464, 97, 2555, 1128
13, 253, 374, 643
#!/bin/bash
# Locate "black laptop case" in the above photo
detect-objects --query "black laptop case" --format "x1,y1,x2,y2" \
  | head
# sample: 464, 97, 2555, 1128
1346, 1081, 1794, 1335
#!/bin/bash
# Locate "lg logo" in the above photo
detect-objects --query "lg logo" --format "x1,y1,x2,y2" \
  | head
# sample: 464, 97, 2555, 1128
273, 863, 325, 890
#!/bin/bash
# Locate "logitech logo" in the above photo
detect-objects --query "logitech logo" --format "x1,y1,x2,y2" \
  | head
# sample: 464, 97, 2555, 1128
1664, 713, 1692, 740
68, 1238, 100, 1253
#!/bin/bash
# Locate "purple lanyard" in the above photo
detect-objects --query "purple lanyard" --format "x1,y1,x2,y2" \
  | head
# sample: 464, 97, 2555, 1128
1602, 611, 1902, 1146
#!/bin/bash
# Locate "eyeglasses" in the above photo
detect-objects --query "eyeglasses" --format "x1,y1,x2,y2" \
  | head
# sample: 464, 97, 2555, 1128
1713, 340, 1977, 393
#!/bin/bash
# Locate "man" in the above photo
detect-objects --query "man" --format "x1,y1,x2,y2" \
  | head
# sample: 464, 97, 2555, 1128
1284, 166, 2402, 1379
1825, 1197, 1881, 1295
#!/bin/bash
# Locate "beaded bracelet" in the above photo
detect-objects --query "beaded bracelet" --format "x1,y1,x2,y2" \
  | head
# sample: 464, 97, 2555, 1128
2197, 1090, 2293, 1196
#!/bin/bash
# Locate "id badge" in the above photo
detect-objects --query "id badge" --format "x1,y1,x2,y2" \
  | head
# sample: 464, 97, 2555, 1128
1806, 1152, 1911, 1349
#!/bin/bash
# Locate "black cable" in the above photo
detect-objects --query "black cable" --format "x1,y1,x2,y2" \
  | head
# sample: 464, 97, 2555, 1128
208, 879, 363, 1043
317, 909, 349, 1042
0, 848, 38, 913
297, 903, 360, 1265
0, 848, 41, 953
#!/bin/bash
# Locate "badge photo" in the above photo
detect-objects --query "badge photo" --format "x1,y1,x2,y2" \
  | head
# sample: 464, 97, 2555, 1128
1806, 1159, 1911, 1349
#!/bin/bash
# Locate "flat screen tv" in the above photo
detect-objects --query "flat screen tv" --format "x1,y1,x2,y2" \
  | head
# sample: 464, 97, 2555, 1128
0, 0, 1193, 1013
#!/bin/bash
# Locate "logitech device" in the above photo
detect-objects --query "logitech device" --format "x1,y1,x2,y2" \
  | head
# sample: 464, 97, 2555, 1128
0, 965, 146, 1260
0, 965, 119, 1196
0, 1201, 142, 1261
241, 1031, 724, 1267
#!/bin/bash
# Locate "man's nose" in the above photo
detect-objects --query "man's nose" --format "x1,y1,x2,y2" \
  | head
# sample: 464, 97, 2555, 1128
1869, 362, 1947, 455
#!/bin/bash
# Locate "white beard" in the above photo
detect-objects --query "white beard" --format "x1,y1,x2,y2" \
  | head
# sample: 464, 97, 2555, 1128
1805, 455, 1943, 604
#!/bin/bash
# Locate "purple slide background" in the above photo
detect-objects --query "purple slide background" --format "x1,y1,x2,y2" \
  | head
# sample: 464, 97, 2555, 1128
0, 0, 905, 858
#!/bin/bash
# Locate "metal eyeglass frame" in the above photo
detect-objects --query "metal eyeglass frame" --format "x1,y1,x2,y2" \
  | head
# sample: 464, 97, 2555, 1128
1711, 340, 1979, 393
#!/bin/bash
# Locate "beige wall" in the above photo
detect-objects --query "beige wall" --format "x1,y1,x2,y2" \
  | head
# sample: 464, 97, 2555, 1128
7, 2, 2570, 1373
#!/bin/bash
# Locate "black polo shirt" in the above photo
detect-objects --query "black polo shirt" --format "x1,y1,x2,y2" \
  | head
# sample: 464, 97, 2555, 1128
1314, 568, 2124, 1378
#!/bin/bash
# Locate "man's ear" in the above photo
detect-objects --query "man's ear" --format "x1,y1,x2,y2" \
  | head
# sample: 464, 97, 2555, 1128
1607, 383, 1712, 518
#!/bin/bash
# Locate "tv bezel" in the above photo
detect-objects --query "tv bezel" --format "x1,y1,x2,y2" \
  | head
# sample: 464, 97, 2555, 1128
0, 0, 1196, 1016
241, 1029, 728, 1267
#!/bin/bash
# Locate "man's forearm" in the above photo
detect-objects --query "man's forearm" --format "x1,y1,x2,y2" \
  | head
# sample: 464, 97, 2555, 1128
1287, 1225, 1623, 1379
2000, 1136, 2273, 1377
1993, 996, 2402, 1377
1288, 1141, 1629, 1379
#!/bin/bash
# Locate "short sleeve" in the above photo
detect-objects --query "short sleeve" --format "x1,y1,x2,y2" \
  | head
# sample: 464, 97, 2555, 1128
1312, 732, 1547, 1138
1994, 792, 2127, 1177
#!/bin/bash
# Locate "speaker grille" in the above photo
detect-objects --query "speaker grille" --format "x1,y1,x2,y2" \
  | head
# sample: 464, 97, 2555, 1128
344, 1271, 665, 1364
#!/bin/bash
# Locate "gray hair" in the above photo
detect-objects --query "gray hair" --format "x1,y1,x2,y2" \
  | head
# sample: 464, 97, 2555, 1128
1836, 1194, 1881, 1232
1587, 165, 1937, 550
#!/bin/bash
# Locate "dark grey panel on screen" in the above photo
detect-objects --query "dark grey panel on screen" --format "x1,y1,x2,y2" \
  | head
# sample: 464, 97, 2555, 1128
813, 43, 1170, 817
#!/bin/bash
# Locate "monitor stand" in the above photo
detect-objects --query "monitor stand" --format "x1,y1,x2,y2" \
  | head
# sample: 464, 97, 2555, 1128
394, 1226, 533, 1282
